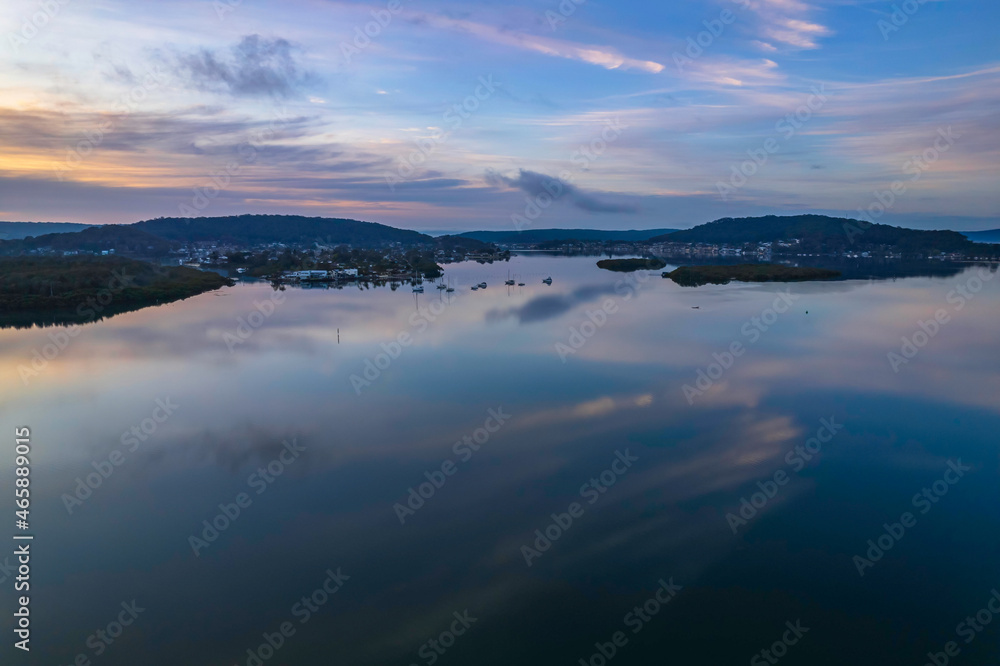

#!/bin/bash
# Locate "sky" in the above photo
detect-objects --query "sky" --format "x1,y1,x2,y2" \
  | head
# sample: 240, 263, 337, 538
0, 0, 997, 232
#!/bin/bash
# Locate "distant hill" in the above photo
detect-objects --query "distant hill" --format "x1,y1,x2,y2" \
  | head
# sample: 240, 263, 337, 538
653, 215, 979, 254
132, 215, 431, 246
962, 229, 1000, 244
433, 235, 495, 252
0, 225, 177, 257
0, 215, 493, 260
459, 228, 678, 243
0, 221, 91, 240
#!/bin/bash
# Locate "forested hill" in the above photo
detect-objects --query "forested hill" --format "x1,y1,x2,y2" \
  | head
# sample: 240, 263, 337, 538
0, 221, 92, 240
654, 215, 978, 253
0, 256, 231, 325
132, 215, 431, 246
0, 225, 177, 256
0, 215, 485, 259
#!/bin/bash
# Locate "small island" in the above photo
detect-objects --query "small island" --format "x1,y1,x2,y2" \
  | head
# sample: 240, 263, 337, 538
663, 263, 842, 287
0, 256, 232, 327
596, 258, 667, 272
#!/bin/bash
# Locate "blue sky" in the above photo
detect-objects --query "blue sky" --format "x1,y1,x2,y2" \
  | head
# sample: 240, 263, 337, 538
1, 0, 997, 231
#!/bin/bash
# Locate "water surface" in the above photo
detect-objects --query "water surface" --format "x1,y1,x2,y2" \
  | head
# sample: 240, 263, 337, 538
2, 254, 999, 665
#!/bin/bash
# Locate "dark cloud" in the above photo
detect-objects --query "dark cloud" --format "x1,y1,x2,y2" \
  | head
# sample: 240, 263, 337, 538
169, 35, 312, 98
486, 168, 638, 214
486, 284, 618, 325
0, 106, 317, 155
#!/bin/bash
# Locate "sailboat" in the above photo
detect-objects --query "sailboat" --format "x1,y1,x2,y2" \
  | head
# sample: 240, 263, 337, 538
542, 276, 553, 285
505, 270, 515, 286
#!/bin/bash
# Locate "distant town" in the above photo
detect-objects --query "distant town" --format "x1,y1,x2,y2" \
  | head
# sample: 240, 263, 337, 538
171, 240, 510, 285
491, 237, 994, 263
0, 214, 996, 291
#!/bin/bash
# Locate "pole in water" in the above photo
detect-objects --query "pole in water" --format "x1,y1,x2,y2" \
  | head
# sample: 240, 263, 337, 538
337, 328, 340, 343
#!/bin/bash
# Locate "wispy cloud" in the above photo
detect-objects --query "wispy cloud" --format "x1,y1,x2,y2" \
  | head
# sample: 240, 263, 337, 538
411, 13, 665, 73
751, 0, 832, 50
680, 57, 785, 87
0, 0, 995, 229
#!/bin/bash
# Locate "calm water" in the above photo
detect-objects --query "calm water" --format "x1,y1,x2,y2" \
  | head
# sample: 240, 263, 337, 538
2, 254, 999, 665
